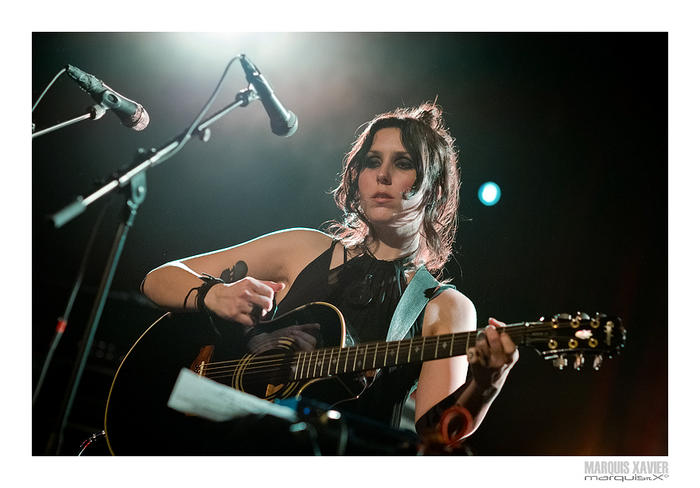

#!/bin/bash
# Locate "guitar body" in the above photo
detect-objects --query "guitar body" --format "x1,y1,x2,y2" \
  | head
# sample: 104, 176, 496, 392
104, 302, 362, 455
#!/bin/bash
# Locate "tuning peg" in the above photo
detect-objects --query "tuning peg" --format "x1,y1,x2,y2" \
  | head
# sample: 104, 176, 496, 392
552, 354, 568, 370
548, 313, 571, 329
593, 354, 603, 371
554, 313, 572, 324
572, 311, 590, 328
573, 353, 585, 371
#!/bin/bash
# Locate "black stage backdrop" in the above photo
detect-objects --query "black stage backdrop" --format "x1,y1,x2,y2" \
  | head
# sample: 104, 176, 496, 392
32, 32, 667, 455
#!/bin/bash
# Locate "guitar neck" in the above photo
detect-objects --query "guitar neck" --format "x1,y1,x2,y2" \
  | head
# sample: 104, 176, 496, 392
291, 321, 544, 381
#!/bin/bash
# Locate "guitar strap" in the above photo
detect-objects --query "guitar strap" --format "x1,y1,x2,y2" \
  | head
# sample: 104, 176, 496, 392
385, 265, 454, 342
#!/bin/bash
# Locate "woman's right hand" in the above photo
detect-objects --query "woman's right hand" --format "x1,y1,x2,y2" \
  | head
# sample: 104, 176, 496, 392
202, 277, 285, 326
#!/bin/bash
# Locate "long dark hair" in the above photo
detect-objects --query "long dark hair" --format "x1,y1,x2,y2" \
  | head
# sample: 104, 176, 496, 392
330, 103, 461, 272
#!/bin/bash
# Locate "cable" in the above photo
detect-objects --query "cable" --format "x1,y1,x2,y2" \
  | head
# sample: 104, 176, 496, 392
33, 67, 67, 113
163, 55, 243, 163
77, 430, 105, 456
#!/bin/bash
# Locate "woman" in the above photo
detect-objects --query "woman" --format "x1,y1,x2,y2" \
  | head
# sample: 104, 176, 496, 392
142, 103, 518, 449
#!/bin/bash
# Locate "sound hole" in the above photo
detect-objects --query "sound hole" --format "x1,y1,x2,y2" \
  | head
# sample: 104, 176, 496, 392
238, 348, 295, 398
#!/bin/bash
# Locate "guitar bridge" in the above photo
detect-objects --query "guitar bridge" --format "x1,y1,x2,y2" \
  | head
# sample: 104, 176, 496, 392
190, 345, 215, 376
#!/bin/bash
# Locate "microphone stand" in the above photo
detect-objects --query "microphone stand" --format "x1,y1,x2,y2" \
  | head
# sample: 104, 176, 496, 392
32, 104, 107, 139
46, 86, 259, 454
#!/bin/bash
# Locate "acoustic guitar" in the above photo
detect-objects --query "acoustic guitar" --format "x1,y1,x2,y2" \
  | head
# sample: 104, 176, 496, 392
103, 302, 625, 454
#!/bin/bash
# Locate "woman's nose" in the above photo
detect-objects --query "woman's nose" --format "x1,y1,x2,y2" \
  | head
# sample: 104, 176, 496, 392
377, 164, 391, 184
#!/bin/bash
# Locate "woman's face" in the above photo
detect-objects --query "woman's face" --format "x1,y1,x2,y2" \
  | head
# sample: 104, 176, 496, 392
357, 127, 423, 230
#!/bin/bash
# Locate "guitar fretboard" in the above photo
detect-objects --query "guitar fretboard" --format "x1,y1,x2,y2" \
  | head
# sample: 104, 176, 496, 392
290, 323, 540, 380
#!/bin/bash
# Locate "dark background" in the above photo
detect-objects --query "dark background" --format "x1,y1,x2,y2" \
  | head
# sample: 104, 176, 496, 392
31, 32, 667, 455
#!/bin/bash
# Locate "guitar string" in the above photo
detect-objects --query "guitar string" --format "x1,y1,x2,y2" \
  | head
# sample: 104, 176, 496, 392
200, 326, 521, 374
199, 322, 590, 376
201, 331, 596, 382
203, 334, 496, 382
198, 323, 605, 380
203, 335, 476, 378
200, 322, 540, 371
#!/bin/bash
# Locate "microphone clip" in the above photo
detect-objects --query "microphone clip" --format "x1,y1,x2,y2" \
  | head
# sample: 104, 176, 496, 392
234, 86, 260, 108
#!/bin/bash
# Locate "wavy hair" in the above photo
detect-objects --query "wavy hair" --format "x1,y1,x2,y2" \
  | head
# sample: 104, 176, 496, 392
329, 103, 461, 272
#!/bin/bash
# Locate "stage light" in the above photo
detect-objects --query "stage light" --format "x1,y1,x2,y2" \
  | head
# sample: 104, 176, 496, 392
478, 181, 501, 206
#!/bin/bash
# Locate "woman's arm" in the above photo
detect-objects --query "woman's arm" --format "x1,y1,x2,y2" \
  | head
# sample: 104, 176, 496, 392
414, 289, 518, 438
141, 228, 331, 325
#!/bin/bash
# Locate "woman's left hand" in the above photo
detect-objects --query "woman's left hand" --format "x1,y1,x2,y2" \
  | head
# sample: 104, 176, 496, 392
467, 317, 519, 390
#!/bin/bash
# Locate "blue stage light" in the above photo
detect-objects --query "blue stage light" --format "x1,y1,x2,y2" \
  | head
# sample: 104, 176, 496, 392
478, 181, 501, 206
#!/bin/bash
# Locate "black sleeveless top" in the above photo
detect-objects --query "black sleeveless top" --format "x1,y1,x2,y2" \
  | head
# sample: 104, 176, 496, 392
275, 241, 423, 429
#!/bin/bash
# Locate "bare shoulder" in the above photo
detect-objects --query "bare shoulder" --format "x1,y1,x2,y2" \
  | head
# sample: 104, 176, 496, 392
179, 227, 332, 284
252, 227, 331, 248
260, 227, 332, 259
250, 228, 333, 278
422, 287, 477, 336
186, 227, 331, 259
234, 227, 334, 273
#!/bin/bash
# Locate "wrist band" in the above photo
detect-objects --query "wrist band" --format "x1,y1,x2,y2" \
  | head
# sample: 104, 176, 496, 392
183, 286, 198, 310
194, 273, 224, 312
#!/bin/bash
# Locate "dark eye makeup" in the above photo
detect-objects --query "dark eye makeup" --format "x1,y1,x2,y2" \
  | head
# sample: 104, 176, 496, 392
363, 153, 415, 170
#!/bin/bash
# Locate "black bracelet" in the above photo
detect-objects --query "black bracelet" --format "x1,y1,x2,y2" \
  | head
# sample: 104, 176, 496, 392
183, 286, 199, 310
194, 273, 225, 312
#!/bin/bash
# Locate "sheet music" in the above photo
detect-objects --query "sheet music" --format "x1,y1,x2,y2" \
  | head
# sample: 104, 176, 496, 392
167, 368, 298, 423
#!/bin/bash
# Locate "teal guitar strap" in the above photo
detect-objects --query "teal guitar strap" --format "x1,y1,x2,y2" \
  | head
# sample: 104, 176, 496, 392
385, 266, 455, 399
386, 265, 454, 342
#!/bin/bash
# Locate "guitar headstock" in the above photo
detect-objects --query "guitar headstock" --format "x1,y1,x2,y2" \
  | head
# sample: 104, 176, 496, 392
526, 312, 625, 371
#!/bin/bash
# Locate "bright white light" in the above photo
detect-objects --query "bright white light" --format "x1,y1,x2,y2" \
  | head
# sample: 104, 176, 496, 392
478, 181, 501, 206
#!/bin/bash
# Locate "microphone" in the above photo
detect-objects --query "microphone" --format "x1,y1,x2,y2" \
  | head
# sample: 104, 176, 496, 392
65, 64, 150, 131
240, 55, 298, 137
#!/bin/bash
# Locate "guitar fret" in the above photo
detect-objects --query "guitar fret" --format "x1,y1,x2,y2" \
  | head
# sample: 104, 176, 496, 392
373, 343, 378, 368
295, 353, 302, 380
327, 349, 333, 376
335, 348, 340, 375
395, 341, 400, 365
449, 334, 454, 357
321, 349, 327, 377
363, 344, 369, 370
354, 347, 360, 370
306, 351, 313, 378
434, 336, 439, 358
383, 343, 389, 366
407, 337, 413, 363
344, 347, 350, 373
421, 337, 425, 361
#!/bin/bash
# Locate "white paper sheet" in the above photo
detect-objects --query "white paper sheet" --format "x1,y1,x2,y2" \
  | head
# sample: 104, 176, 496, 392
167, 368, 298, 423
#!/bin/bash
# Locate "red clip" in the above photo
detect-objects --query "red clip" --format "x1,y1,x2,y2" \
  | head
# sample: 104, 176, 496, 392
56, 318, 68, 333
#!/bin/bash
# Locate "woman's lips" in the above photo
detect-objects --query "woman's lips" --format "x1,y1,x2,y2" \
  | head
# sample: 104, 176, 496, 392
372, 192, 393, 202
